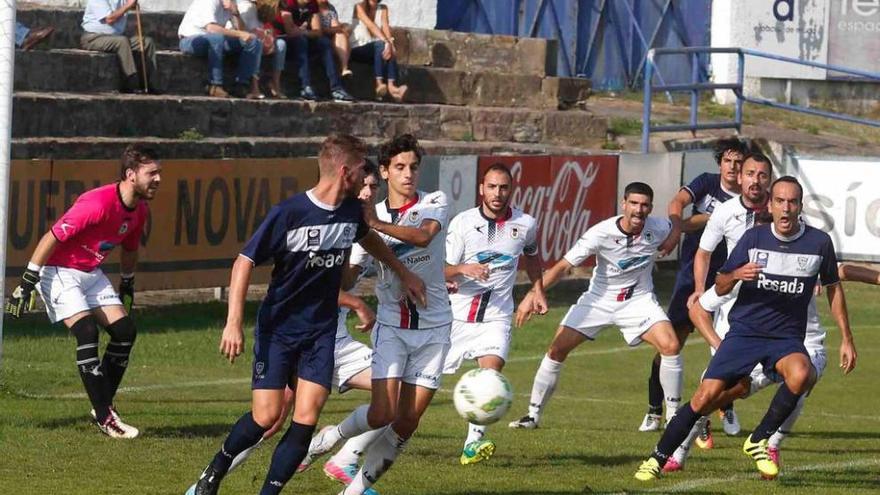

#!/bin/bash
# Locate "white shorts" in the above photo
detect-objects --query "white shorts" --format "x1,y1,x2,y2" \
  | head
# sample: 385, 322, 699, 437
38, 266, 122, 323
370, 323, 451, 390
332, 336, 373, 393
560, 292, 669, 346
442, 320, 511, 374
748, 348, 827, 396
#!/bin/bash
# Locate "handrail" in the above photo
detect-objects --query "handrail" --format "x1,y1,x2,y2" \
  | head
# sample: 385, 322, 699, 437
641, 47, 880, 153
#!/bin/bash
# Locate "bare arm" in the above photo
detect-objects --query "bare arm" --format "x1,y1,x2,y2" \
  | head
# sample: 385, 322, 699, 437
355, 3, 390, 42
523, 253, 547, 314
380, 6, 393, 43
689, 299, 723, 350
445, 262, 488, 282
366, 211, 441, 248
826, 282, 857, 374
692, 248, 713, 295
839, 264, 880, 285
515, 257, 572, 327
120, 247, 138, 275
715, 262, 761, 296
339, 290, 375, 332
219, 255, 254, 363
658, 189, 692, 256
28, 231, 60, 267
205, 23, 254, 41
681, 213, 710, 234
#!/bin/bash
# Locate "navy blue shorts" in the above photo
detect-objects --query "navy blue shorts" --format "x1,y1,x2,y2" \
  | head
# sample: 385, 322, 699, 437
704, 335, 808, 386
667, 261, 721, 327
251, 329, 336, 391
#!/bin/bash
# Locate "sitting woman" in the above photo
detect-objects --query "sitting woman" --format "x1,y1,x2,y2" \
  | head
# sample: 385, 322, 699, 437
349, 0, 407, 102
316, 0, 352, 77
235, 0, 287, 98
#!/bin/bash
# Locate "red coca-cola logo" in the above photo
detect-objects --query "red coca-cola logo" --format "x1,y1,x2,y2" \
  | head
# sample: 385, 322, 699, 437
478, 155, 618, 267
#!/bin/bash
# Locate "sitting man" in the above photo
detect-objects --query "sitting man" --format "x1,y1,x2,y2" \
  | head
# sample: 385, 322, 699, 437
179, 0, 264, 98
275, 0, 354, 101
81, 0, 160, 94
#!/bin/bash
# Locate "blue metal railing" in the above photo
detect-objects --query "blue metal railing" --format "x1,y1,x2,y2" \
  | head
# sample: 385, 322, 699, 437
641, 47, 880, 153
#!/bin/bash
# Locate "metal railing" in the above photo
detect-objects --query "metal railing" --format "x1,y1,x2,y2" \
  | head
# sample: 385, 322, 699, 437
641, 47, 880, 153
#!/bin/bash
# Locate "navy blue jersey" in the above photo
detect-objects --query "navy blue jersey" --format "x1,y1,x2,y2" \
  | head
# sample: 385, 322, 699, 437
240, 190, 369, 343
720, 223, 839, 340
680, 172, 735, 264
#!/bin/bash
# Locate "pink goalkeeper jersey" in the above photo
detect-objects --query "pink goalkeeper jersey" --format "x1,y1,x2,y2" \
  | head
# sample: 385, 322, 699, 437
46, 183, 149, 272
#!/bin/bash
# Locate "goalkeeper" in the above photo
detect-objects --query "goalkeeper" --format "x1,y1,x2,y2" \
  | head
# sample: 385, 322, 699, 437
5, 144, 160, 439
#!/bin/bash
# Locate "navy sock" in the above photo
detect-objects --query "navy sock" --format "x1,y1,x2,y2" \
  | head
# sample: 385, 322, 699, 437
260, 421, 316, 495
647, 356, 663, 413
651, 402, 701, 465
211, 412, 268, 476
752, 383, 802, 442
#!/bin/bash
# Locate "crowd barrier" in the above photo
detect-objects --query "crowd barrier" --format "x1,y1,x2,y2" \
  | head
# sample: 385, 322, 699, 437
5, 151, 876, 291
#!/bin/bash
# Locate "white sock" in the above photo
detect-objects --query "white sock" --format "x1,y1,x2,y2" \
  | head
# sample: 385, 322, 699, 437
338, 404, 372, 439
464, 422, 487, 448
659, 354, 683, 421
769, 394, 807, 449
343, 426, 407, 495
330, 428, 384, 467
528, 354, 564, 422
227, 437, 264, 473
672, 416, 704, 465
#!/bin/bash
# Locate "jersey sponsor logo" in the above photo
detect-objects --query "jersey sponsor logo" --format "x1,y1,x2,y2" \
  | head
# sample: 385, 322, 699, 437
756, 273, 805, 294
405, 253, 432, 265
307, 228, 321, 247
306, 250, 345, 269
755, 250, 770, 268
617, 255, 651, 270
475, 251, 514, 266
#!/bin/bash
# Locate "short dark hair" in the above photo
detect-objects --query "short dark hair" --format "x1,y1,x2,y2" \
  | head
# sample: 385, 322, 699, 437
624, 181, 654, 201
771, 176, 803, 202
363, 158, 379, 181
120, 144, 159, 179
482, 163, 513, 182
713, 137, 748, 165
378, 133, 423, 168
742, 152, 773, 172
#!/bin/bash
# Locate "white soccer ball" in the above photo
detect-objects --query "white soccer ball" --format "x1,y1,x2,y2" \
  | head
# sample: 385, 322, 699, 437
453, 368, 514, 426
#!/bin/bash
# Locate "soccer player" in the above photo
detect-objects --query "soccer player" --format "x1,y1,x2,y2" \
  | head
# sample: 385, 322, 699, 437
302, 133, 452, 495
635, 176, 857, 482
5, 144, 160, 439
442, 162, 547, 465
222, 162, 383, 492
686, 152, 771, 448
184, 135, 425, 495
508, 182, 683, 430
641, 137, 746, 432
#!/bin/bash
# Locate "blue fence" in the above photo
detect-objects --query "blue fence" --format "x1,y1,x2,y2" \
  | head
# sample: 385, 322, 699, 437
436, 0, 711, 90
641, 47, 880, 153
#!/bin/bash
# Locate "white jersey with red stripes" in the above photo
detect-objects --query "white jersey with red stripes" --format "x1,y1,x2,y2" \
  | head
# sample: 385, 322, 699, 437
363, 190, 452, 330
564, 215, 671, 302
446, 206, 538, 323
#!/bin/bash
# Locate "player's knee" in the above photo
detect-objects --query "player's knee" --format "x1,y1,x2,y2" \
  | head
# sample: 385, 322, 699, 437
107, 316, 137, 345
367, 406, 395, 429
787, 366, 815, 395
658, 340, 681, 356
546, 345, 569, 362
253, 405, 284, 428
691, 388, 721, 414
70, 315, 100, 343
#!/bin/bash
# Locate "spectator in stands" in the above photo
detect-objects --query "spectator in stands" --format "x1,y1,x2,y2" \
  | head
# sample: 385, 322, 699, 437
234, 0, 286, 98
81, 0, 160, 94
274, 0, 354, 101
315, 0, 352, 78
350, 0, 407, 102
15, 22, 54, 51
178, 0, 264, 99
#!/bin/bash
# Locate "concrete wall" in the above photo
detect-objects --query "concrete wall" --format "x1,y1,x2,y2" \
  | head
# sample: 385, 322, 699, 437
27, 0, 437, 28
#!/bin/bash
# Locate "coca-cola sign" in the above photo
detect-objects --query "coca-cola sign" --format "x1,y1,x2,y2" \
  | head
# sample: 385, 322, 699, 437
477, 155, 618, 267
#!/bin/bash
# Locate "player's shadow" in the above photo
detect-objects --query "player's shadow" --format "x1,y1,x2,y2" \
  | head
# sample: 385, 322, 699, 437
37, 416, 93, 430
775, 469, 880, 490
147, 423, 244, 438
798, 430, 880, 440
546, 453, 644, 466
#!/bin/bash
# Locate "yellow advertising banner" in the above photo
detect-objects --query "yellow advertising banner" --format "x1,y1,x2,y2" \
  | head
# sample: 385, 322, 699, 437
5, 158, 319, 290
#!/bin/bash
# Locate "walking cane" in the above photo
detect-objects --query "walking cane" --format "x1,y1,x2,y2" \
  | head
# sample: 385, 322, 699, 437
135, 1, 149, 92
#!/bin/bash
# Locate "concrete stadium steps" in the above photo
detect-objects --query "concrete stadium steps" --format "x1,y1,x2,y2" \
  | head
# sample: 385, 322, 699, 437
16, 5, 552, 76
15, 49, 590, 109
11, 136, 604, 160
12, 91, 606, 147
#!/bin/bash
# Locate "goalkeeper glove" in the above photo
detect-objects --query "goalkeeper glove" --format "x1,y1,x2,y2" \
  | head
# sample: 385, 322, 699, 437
119, 275, 135, 313
5, 268, 40, 318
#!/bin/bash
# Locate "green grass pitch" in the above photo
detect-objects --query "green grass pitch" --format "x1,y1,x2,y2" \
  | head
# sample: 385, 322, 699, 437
1, 267, 878, 494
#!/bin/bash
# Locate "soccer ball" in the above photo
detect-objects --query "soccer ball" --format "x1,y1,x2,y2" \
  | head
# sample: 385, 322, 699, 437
453, 368, 514, 426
